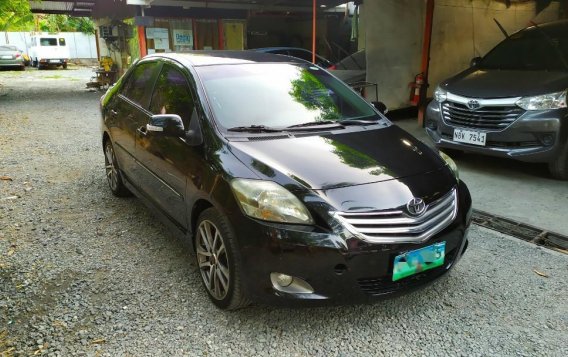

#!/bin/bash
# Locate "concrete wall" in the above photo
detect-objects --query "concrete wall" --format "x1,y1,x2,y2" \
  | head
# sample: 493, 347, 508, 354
362, 0, 425, 109
429, 0, 561, 93
0, 32, 98, 60
361, 0, 561, 110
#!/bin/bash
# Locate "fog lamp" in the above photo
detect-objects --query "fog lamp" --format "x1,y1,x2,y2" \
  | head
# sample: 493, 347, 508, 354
274, 273, 293, 287
540, 134, 554, 146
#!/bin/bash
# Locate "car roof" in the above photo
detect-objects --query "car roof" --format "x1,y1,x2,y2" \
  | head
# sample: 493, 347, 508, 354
523, 19, 568, 36
253, 47, 312, 53
144, 50, 307, 67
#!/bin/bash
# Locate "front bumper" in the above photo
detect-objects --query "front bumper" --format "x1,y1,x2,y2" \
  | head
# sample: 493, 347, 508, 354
229, 180, 472, 306
425, 100, 568, 163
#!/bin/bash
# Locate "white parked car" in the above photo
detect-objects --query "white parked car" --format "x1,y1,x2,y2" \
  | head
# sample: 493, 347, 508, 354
29, 35, 70, 69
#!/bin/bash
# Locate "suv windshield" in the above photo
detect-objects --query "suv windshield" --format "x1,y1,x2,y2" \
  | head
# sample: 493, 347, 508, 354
196, 63, 377, 129
480, 29, 568, 71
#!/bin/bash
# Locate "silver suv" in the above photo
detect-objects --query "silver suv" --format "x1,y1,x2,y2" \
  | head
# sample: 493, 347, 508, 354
425, 20, 568, 180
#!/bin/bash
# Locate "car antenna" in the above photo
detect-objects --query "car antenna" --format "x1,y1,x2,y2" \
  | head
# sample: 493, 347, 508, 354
528, 20, 568, 71
493, 18, 509, 38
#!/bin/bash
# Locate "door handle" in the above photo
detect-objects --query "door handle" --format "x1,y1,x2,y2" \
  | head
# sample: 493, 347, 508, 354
137, 126, 147, 136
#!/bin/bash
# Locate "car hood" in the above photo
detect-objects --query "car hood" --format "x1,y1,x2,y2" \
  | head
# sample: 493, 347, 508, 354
444, 68, 568, 98
228, 125, 445, 190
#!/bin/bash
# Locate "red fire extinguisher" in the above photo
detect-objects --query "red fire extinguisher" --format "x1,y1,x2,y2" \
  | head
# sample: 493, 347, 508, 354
408, 73, 424, 106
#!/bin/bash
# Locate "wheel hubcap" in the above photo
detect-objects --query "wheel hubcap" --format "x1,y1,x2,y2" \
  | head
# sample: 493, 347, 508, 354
196, 220, 230, 300
104, 144, 118, 190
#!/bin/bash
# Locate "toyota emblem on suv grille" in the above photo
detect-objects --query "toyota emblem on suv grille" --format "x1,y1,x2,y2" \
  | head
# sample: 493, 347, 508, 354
467, 100, 481, 110
407, 198, 426, 216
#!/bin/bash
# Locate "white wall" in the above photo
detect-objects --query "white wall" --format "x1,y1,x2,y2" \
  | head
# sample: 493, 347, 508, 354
0, 32, 97, 59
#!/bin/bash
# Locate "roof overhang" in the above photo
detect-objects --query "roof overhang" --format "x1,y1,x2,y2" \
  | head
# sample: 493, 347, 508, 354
29, 0, 97, 16
29, 0, 348, 17
129, 0, 348, 13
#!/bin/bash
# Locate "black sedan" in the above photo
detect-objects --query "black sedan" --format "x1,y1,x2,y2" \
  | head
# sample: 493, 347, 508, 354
100, 51, 472, 309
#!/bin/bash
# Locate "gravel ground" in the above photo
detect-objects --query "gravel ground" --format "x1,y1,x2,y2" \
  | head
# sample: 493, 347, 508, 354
1, 68, 567, 356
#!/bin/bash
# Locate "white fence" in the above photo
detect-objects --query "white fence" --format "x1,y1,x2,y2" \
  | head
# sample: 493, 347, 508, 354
0, 32, 97, 59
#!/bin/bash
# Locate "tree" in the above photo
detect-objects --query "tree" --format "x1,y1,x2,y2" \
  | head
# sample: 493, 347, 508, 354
0, 0, 34, 32
38, 15, 95, 34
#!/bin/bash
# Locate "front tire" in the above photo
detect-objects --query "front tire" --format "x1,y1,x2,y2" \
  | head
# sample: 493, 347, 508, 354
104, 140, 131, 196
549, 143, 568, 180
195, 208, 249, 310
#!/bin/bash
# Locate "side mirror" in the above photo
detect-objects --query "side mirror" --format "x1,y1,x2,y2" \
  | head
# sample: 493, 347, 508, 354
470, 57, 482, 67
372, 101, 388, 114
147, 114, 185, 137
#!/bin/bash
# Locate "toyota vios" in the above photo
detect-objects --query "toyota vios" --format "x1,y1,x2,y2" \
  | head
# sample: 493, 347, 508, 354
425, 20, 568, 180
101, 52, 472, 309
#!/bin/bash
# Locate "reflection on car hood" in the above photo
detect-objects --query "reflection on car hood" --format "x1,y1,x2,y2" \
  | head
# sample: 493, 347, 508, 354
444, 68, 568, 98
228, 126, 445, 190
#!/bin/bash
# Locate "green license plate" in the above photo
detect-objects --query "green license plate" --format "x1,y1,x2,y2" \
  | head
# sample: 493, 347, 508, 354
392, 242, 446, 282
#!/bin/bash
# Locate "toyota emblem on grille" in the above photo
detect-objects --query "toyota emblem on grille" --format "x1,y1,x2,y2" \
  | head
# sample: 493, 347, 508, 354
467, 100, 481, 110
407, 198, 426, 216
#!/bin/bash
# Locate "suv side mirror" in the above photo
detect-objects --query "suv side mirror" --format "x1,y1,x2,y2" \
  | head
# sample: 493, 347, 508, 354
470, 57, 482, 67
372, 101, 388, 114
147, 114, 185, 137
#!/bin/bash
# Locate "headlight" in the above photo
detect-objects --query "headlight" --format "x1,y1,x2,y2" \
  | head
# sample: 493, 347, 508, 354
439, 151, 459, 180
434, 86, 447, 102
231, 179, 314, 225
516, 90, 567, 111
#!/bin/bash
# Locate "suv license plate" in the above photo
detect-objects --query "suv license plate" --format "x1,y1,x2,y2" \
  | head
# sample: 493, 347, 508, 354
392, 242, 446, 281
453, 129, 486, 146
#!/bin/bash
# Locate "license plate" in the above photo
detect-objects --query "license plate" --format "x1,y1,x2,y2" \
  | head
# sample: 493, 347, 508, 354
49, 60, 60, 63
453, 129, 486, 146
392, 242, 446, 281
1, 55, 12, 59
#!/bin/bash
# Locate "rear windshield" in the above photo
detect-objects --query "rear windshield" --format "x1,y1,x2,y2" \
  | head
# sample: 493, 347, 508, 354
196, 63, 376, 129
40, 38, 58, 46
480, 29, 568, 71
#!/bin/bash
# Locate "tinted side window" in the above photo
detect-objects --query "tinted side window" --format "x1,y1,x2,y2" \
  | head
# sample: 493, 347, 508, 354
149, 65, 194, 128
289, 49, 312, 61
121, 62, 159, 107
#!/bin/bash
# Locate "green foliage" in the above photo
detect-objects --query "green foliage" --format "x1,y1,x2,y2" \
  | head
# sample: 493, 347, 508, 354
0, 0, 34, 31
39, 15, 95, 34
289, 69, 340, 121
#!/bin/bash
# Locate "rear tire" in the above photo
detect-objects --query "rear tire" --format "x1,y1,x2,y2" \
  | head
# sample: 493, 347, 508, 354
195, 208, 250, 310
103, 140, 131, 196
548, 143, 568, 180
62, 63, 67, 69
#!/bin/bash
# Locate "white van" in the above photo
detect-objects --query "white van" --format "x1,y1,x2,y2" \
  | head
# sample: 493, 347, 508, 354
29, 35, 70, 69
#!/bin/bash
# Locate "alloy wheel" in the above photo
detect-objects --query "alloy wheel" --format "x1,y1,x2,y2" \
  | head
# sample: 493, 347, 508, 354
104, 143, 119, 191
196, 220, 230, 300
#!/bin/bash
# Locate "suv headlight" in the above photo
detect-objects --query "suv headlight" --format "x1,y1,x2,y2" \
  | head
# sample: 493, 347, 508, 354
434, 86, 447, 102
516, 90, 567, 111
231, 179, 314, 225
439, 151, 459, 180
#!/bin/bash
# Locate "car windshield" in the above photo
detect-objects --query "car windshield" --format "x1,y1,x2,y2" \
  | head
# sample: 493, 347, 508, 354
40, 38, 58, 46
480, 29, 568, 71
196, 63, 377, 129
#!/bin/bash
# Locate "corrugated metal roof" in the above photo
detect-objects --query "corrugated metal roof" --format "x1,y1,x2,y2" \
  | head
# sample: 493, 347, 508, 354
29, 0, 96, 16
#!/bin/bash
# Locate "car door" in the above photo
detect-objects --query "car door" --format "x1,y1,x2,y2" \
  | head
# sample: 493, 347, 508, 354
135, 62, 203, 229
107, 61, 161, 185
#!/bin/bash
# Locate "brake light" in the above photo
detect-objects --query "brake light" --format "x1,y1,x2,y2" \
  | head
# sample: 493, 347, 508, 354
15, 53, 21, 58
328, 64, 337, 70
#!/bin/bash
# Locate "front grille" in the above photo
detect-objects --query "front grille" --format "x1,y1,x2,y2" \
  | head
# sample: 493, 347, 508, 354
335, 189, 457, 243
442, 101, 524, 130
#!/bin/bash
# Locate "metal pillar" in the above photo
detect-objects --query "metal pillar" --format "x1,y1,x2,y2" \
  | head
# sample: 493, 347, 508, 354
418, 0, 435, 125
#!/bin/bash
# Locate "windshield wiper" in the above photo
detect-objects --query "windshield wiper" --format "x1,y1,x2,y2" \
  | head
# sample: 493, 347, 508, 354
227, 125, 283, 133
339, 118, 381, 125
286, 121, 345, 130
